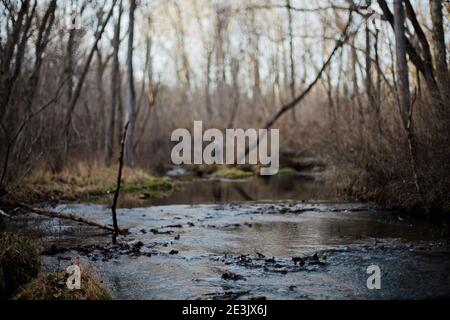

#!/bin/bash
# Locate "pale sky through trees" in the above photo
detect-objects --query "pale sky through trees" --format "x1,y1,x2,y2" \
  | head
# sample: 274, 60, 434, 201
109, 0, 447, 92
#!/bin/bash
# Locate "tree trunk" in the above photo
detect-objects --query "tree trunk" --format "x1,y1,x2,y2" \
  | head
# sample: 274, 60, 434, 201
378, 0, 439, 95
96, 49, 106, 154
105, 0, 123, 165
394, 0, 425, 208
365, 0, 375, 112
286, 0, 297, 122
124, 0, 136, 167
394, 0, 411, 125
205, 46, 213, 120
429, 0, 449, 98
63, 0, 118, 159
228, 57, 240, 127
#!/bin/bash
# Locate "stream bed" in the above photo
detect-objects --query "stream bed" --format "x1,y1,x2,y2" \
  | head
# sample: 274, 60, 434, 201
16, 175, 450, 300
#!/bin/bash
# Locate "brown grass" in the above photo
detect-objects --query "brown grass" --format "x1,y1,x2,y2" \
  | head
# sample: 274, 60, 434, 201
12, 161, 173, 202
15, 264, 111, 300
0, 232, 40, 299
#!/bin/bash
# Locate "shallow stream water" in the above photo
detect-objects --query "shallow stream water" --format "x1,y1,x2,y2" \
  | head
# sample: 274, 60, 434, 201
18, 173, 450, 299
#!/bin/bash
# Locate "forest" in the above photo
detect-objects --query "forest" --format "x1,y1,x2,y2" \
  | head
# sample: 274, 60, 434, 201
0, 0, 449, 301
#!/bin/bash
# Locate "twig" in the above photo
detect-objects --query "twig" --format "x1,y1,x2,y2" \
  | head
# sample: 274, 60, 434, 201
111, 122, 129, 244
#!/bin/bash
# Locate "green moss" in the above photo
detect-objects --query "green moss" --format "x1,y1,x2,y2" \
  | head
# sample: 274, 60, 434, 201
0, 232, 40, 300
122, 176, 174, 198
20, 170, 174, 202
211, 167, 254, 180
15, 269, 111, 300
277, 168, 298, 175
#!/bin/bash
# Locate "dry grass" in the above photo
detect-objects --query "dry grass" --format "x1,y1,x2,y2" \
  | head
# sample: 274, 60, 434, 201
13, 161, 173, 202
0, 232, 40, 299
15, 264, 111, 300
318, 95, 450, 215
211, 167, 254, 179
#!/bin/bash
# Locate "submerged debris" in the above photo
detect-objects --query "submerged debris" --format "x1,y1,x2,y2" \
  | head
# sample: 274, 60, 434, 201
164, 224, 183, 228
150, 228, 173, 235
249, 296, 266, 301
292, 257, 305, 266
256, 252, 265, 259
215, 251, 329, 275
40, 240, 163, 261
221, 272, 246, 281
202, 290, 250, 300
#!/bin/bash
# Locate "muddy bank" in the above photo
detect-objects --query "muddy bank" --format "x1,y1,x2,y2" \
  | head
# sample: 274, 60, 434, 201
16, 201, 450, 300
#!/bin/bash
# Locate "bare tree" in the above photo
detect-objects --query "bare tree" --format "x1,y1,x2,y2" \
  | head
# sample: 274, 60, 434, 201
394, 0, 411, 127
0, 0, 57, 191
228, 56, 241, 127
124, 0, 137, 167
429, 0, 449, 98
365, 0, 375, 112
249, 9, 261, 111
378, 0, 439, 95
193, 0, 213, 120
105, 0, 123, 164
393, 0, 424, 207
62, 0, 118, 160
286, 0, 297, 121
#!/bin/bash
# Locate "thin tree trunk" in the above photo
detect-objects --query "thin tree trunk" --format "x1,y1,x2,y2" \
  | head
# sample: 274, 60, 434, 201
394, 0, 411, 127
351, 42, 364, 126
96, 49, 106, 153
378, 0, 439, 95
105, 0, 123, 165
242, 14, 353, 159
124, 0, 136, 167
365, 0, 375, 112
205, 47, 213, 120
286, 0, 297, 122
228, 57, 240, 127
193, 1, 213, 120
429, 0, 449, 98
265, 15, 352, 129
393, 0, 425, 208
63, 0, 118, 159
111, 122, 129, 244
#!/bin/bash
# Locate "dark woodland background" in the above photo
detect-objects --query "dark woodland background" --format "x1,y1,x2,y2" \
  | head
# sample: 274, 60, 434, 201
0, 0, 449, 214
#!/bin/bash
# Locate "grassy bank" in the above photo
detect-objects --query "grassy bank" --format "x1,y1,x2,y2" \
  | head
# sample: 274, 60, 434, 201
0, 232, 40, 299
329, 163, 450, 218
0, 232, 111, 300
9, 163, 174, 203
211, 167, 254, 179
15, 267, 111, 300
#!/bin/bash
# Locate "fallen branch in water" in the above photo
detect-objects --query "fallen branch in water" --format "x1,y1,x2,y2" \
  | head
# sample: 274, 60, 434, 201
14, 201, 127, 234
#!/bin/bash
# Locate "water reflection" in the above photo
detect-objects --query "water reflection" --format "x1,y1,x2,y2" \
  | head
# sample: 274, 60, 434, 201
117, 174, 336, 207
